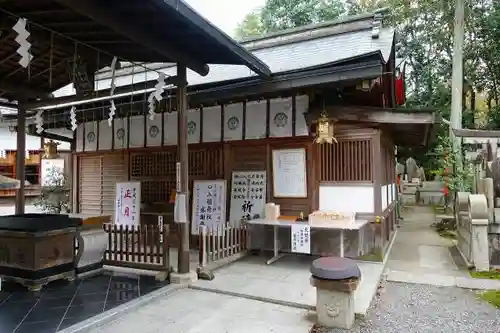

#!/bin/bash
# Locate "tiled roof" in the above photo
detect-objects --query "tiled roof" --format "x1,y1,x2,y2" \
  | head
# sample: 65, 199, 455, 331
54, 10, 394, 98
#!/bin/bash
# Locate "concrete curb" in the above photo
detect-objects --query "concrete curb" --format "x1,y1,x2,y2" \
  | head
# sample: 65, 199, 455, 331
59, 284, 186, 333
386, 269, 500, 290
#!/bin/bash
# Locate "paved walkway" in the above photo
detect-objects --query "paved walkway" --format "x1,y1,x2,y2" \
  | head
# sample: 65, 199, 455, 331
191, 254, 384, 315
386, 205, 500, 290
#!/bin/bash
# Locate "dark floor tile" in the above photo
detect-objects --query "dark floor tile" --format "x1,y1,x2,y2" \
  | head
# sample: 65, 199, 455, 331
7, 292, 43, 304
0, 303, 35, 332
65, 302, 105, 319
77, 277, 111, 295
37, 295, 73, 308
103, 299, 130, 311
108, 278, 139, 292
43, 288, 77, 300
24, 305, 67, 323
57, 316, 89, 331
15, 320, 59, 333
72, 292, 107, 305
105, 289, 138, 303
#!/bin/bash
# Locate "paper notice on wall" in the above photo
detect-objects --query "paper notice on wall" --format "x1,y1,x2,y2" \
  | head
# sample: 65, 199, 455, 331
291, 224, 310, 254
115, 182, 141, 227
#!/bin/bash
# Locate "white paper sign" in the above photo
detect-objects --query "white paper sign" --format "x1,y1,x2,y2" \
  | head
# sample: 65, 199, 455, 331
115, 182, 141, 227
158, 216, 164, 243
191, 180, 226, 235
229, 171, 266, 225
291, 224, 310, 254
41, 159, 65, 186
272, 148, 307, 198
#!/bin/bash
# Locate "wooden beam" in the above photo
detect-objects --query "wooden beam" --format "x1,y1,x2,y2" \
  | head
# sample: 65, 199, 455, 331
25, 74, 179, 110
0, 80, 52, 99
453, 128, 500, 138
54, 0, 210, 76
26, 125, 73, 142
307, 105, 436, 125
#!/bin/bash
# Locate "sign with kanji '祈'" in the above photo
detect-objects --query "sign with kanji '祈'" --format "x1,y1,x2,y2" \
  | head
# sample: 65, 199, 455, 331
229, 171, 266, 225
115, 182, 141, 227
191, 180, 226, 235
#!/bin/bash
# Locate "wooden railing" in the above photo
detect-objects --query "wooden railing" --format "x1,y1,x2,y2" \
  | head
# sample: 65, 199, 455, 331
103, 223, 170, 272
198, 224, 249, 268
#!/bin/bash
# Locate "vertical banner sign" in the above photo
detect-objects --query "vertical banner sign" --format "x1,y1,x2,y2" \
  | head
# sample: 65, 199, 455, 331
291, 224, 311, 254
191, 180, 226, 235
229, 171, 266, 225
115, 182, 141, 227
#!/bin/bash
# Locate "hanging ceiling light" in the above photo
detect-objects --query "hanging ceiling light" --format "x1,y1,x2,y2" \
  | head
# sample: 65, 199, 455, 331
43, 140, 60, 159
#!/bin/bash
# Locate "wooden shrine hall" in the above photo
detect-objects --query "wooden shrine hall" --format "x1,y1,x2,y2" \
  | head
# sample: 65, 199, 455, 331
0, 0, 270, 275
32, 9, 437, 261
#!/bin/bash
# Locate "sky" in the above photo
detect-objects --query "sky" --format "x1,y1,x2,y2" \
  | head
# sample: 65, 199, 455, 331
185, 0, 265, 36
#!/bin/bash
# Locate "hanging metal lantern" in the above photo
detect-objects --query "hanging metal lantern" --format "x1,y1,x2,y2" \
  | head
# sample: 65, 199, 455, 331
43, 140, 60, 159
314, 112, 337, 144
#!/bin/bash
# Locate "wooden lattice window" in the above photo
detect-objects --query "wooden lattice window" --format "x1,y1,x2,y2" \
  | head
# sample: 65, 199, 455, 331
131, 151, 177, 178
317, 139, 373, 182
188, 147, 223, 178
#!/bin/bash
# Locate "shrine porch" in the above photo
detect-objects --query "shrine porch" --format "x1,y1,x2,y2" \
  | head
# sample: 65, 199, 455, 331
190, 254, 385, 316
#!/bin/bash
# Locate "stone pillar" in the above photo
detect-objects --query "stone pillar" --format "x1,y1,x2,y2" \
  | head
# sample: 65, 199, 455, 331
483, 178, 494, 223
468, 194, 490, 271
310, 257, 361, 329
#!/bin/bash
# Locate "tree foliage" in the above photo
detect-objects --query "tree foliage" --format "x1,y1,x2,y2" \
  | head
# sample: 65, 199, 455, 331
235, 0, 500, 174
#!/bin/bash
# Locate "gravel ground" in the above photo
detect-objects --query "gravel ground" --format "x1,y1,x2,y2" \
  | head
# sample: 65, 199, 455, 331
317, 281, 500, 333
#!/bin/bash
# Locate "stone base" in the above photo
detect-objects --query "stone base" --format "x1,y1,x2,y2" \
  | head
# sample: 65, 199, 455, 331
170, 271, 198, 284
316, 288, 355, 329
197, 268, 215, 280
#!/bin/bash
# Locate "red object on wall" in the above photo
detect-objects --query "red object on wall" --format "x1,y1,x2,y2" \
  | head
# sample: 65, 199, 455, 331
395, 70, 405, 105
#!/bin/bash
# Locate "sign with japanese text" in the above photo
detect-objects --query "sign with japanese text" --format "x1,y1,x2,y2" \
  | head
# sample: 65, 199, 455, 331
291, 224, 310, 254
229, 171, 266, 225
115, 182, 141, 227
191, 180, 226, 235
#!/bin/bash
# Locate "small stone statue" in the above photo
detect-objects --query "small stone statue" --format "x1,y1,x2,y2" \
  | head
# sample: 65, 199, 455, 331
405, 157, 418, 182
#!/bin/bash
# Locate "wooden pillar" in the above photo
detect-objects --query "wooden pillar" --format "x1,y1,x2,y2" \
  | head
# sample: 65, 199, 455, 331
177, 64, 190, 274
15, 106, 26, 214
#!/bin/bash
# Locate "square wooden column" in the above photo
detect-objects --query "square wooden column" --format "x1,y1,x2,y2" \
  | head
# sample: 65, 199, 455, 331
177, 64, 190, 274
15, 106, 26, 214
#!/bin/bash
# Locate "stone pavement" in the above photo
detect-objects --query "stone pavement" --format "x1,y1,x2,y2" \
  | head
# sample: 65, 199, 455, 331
78, 288, 315, 333
191, 254, 384, 316
385, 205, 500, 290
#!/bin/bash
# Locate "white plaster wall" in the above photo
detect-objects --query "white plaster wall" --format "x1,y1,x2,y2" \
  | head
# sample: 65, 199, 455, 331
319, 185, 374, 213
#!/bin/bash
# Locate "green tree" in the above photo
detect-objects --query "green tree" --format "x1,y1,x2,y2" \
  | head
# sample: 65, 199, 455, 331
234, 0, 351, 38
235, 11, 264, 40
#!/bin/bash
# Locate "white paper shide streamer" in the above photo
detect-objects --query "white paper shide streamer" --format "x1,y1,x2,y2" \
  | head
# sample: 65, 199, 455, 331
12, 18, 33, 68
108, 100, 116, 127
70, 106, 77, 131
0, 150, 5, 159
35, 110, 44, 134
148, 72, 166, 120
108, 57, 118, 127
